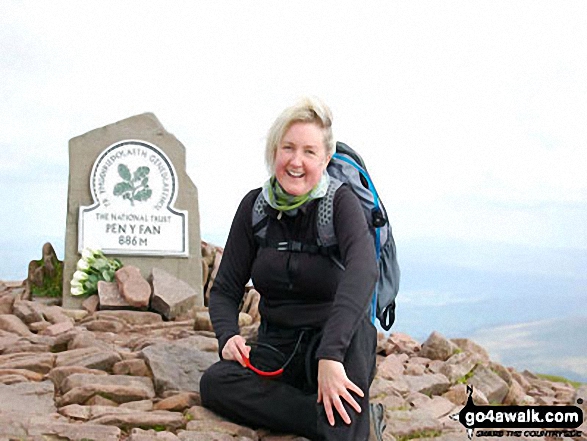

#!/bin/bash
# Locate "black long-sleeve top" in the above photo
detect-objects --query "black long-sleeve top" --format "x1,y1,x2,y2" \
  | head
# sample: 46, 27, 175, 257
209, 184, 378, 362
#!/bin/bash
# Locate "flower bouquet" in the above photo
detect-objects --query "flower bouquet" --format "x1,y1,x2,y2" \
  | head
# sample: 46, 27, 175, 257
70, 248, 123, 296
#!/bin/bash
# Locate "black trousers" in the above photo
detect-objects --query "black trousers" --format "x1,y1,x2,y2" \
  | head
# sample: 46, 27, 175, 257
200, 316, 377, 441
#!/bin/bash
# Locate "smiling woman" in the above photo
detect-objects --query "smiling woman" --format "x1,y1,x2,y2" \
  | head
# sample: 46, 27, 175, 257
199, 97, 382, 440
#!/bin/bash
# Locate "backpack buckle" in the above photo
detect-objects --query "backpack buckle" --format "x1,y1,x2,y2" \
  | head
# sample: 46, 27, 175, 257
277, 241, 303, 252
372, 207, 387, 228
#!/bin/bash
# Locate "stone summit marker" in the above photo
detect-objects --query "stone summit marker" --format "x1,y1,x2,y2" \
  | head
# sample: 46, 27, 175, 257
63, 113, 203, 309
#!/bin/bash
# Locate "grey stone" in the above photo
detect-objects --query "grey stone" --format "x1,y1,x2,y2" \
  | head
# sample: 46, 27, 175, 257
61, 373, 155, 395
141, 342, 219, 394
151, 267, 198, 320
468, 365, 510, 404
55, 346, 122, 371
419, 331, 459, 361
403, 373, 451, 396
451, 338, 490, 362
90, 410, 186, 431
0, 380, 56, 415
440, 352, 481, 383
63, 113, 203, 309
27, 421, 122, 441
129, 428, 182, 440
185, 420, 259, 440
383, 409, 442, 439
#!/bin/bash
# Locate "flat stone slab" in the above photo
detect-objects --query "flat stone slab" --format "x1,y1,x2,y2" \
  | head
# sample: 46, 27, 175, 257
141, 342, 219, 394
151, 267, 198, 320
0, 380, 56, 415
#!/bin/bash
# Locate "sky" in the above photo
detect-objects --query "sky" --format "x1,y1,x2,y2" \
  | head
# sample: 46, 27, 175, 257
1, 1, 586, 376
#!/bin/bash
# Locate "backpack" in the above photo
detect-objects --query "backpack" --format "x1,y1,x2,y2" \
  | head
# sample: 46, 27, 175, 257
252, 141, 400, 330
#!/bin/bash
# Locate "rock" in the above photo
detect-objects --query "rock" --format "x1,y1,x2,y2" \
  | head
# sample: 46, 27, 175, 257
43, 305, 74, 324
61, 308, 89, 322
154, 392, 200, 411
59, 383, 156, 406
46, 366, 109, 393
40, 320, 75, 336
403, 373, 451, 396
121, 400, 154, 411
241, 288, 261, 323
116, 265, 152, 308
468, 365, 509, 404
503, 378, 529, 405
27, 421, 122, 441
0, 313, 33, 336
0, 368, 44, 382
128, 428, 181, 440
62, 373, 154, 396
0, 295, 15, 314
415, 396, 457, 419
185, 405, 225, 422
419, 331, 459, 361
85, 317, 126, 333
185, 419, 259, 440
150, 267, 198, 320
451, 338, 490, 362
440, 352, 480, 383
55, 346, 122, 371
92, 309, 163, 326
204, 248, 223, 305
0, 352, 55, 374
82, 294, 100, 313
377, 353, 405, 381
384, 409, 443, 439
0, 380, 56, 415
91, 410, 186, 431
113, 358, 152, 376
141, 342, 219, 394
98, 280, 135, 309
194, 310, 213, 331
387, 332, 420, 355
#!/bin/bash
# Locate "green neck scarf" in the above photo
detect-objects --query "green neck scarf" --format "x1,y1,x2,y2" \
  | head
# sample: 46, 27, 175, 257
262, 172, 330, 213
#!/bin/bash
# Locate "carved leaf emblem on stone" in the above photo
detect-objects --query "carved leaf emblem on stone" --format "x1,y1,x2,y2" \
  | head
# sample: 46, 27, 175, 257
113, 164, 152, 205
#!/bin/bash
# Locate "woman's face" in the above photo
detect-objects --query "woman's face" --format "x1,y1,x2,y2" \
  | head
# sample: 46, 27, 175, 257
274, 122, 331, 196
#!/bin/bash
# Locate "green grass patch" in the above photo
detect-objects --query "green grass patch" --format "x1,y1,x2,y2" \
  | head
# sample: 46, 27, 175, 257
536, 373, 584, 389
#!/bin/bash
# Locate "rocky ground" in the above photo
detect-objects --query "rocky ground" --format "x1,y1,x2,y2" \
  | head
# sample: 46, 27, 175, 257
1, 263, 586, 440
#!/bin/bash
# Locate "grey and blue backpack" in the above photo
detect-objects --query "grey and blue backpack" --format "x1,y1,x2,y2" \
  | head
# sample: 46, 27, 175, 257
252, 141, 400, 330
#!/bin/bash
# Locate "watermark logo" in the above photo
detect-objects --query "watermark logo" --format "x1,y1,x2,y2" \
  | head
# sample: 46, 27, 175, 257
449, 385, 584, 439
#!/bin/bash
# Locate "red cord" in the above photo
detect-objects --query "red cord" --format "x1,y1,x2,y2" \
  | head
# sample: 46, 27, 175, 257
242, 355, 284, 377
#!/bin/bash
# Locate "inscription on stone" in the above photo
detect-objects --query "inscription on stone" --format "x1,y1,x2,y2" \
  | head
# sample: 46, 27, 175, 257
79, 140, 188, 256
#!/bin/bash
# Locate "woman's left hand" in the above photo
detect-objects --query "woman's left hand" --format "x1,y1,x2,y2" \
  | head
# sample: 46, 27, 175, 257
317, 359, 364, 426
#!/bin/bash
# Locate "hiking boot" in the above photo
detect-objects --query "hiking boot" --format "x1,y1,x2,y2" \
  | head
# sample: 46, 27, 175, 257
369, 402, 386, 441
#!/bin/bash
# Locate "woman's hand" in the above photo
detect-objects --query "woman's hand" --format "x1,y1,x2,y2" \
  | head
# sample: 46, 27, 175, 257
221, 335, 250, 367
317, 359, 364, 426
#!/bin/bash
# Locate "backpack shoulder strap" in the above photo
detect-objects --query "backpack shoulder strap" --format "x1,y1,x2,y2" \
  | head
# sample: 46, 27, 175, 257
252, 190, 270, 243
317, 177, 343, 248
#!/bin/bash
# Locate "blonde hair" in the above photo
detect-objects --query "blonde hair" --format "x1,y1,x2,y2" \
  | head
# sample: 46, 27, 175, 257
265, 96, 334, 174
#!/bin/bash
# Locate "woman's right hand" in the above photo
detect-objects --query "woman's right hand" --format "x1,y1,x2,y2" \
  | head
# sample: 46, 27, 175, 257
221, 335, 250, 367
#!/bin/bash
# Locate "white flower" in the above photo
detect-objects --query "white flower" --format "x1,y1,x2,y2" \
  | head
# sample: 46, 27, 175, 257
71, 286, 85, 296
77, 259, 90, 271
81, 248, 95, 260
70, 279, 82, 288
72, 270, 88, 282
